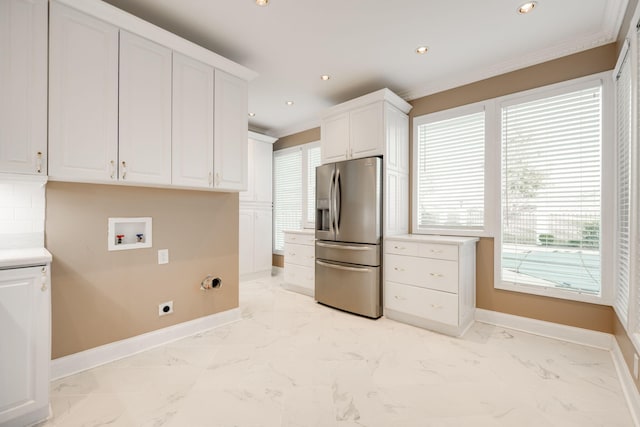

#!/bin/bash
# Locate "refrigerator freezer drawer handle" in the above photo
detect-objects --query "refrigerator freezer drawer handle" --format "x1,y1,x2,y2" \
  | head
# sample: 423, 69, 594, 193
316, 242, 371, 251
316, 260, 371, 273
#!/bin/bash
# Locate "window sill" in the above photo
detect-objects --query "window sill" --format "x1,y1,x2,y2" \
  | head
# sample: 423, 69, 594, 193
495, 280, 610, 306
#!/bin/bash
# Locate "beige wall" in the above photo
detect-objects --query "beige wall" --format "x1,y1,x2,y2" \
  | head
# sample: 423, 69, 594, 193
273, 127, 320, 152
46, 182, 239, 358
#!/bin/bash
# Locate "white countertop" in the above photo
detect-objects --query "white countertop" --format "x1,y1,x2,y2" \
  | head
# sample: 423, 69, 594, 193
0, 248, 52, 269
283, 229, 315, 235
385, 234, 479, 245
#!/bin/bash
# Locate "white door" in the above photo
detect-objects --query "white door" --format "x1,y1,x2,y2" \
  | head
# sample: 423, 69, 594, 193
254, 208, 273, 272
0, 266, 50, 426
239, 208, 255, 275
119, 31, 172, 185
0, 0, 47, 175
253, 140, 273, 203
172, 52, 214, 188
48, 2, 119, 182
321, 112, 349, 164
213, 70, 248, 191
350, 102, 384, 159
240, 139, 255, 201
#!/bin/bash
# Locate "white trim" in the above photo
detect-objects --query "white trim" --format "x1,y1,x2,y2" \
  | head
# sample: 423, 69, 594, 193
50, 308, 241, 380
611, 338, 640, 427
270, 118, 321, 140
474, 308, 613, 349
248, 131, 278, 145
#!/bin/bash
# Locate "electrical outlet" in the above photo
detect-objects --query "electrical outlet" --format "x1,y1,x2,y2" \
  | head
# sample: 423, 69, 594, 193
634, 354, 639, 379
158, 301, 173, 316
158, 249, 169, 265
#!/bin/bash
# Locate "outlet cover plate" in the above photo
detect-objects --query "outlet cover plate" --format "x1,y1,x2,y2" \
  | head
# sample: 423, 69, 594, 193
158, 249, 169, 265
159, 301, 173, 316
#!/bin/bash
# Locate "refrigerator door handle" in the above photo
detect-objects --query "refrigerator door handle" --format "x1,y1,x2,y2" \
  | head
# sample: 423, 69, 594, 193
335, 169, 341, 233
317, 260, 371, 273
316, 242, 371, 251
329, 167, 336, 233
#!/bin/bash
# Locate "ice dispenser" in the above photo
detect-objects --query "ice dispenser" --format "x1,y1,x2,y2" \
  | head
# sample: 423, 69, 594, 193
316, 198, 331, 231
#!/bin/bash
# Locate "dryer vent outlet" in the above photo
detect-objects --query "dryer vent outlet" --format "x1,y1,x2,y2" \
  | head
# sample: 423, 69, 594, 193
159, 301, 173, 316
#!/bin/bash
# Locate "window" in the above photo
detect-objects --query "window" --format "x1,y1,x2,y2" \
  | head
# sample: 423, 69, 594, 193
499, 81, 604, 298
272, 142, 320, 253
615, 42, 632, 323
413, 104, 486, 234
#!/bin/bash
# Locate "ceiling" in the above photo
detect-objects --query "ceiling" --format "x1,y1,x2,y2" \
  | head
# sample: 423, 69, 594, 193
101, 0, 628, 138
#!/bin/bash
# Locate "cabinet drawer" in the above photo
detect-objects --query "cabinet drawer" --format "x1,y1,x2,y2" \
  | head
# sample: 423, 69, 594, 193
284, 243, 315, 267
385, 281, 458, 326
385, 240, 419, 256
284, 263, 314, 290
386, 254, 458, 293
284, 232, 315, 246
417, 243, 458, 261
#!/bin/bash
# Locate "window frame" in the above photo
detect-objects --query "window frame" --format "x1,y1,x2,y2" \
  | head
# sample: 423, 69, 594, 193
272, 141, 320, 255
494, 72, 614, 305
411, 100, 498, 237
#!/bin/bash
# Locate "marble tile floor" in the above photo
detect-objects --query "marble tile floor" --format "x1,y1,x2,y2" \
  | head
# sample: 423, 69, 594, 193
41, 273, 634, 427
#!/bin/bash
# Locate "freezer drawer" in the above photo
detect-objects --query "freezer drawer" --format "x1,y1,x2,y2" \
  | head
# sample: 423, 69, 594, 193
315, 259, 381, 318
315, 240, 380, 267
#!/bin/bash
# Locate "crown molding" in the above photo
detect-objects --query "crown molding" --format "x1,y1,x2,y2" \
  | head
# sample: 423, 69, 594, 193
270, 117, 321, 139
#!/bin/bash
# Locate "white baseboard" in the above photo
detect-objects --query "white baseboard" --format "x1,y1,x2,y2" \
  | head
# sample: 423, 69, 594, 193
50, 308, 241, 381
612, 339, 640, 427
475, 308, 613, 350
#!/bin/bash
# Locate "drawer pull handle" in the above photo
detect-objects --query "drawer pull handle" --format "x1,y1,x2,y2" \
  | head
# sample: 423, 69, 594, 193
430, 249, 443, 254
394, 295, 406, 300
393, 245, 405, 250
430, 304, 443, 309
430, 273, 444, 278
393, 267, 404, 272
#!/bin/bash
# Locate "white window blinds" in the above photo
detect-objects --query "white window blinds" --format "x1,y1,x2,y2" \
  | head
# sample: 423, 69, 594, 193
615, 47, 631, 322
306, 145, 321, 225
273, 149, 302, 251
501, 83, 602, 295
415, 110, 485, 231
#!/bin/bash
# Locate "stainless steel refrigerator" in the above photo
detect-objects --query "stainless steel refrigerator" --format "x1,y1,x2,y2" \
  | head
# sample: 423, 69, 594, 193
315, 156, 382, 318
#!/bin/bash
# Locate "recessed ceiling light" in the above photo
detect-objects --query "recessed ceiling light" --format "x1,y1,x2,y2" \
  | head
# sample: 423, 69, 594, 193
248, 112, 256, 117
321, 75, 330, 81
415, 46, 429, 54
255, 0, 269, 6
286, 101, 294, 106
518, 1, 537, 14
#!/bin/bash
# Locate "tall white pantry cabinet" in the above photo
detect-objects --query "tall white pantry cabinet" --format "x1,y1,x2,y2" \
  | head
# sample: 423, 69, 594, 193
47, 0, 255, 191
239, 132, 277, 277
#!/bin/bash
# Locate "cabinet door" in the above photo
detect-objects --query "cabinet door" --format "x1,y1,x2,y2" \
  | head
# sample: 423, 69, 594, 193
0, 266, 50, 426
254, 208, 273, 272
239, 208, 255, 275
321, 112, 349, 164
385, 104, 409, 174
119, 31, 172, 185
49, 2, 118, 182
240, 139, 255, 202
253, 140, 273, 203
172, 52, 214, 188
350, 102, 384, 159
0, 0, 47, 175
213, 70, 248, 191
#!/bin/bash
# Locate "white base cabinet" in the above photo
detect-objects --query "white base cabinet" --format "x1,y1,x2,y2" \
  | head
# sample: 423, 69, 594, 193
283, 230, 315, 296
384, 235, 478, 336
0, 264, 51, 427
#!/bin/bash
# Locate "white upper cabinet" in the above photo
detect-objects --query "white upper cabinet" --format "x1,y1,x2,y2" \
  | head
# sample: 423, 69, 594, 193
320, 112, 350, 163
48, 1, 119, 182
350, 102, 384, 159
0, 0, 47, 175
241, 132, 275, 203
320, 89, 411, 165
119, 31, 172, 185
213, 70, 249, 191
172, 53, 215, 188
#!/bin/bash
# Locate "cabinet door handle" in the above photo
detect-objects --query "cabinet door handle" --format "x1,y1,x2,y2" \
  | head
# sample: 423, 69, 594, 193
430, 272, 444, 278
350, 148, 353, 158
121, 161, 128, 180
36, 151, 43, 173
209, 172, 213, 187
215, 172, 220, 186
110, 160, 116, 179
41, 267, 47, 291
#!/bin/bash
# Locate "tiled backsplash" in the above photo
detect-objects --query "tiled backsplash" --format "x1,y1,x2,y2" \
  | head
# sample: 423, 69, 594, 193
0, 176, 46, 249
